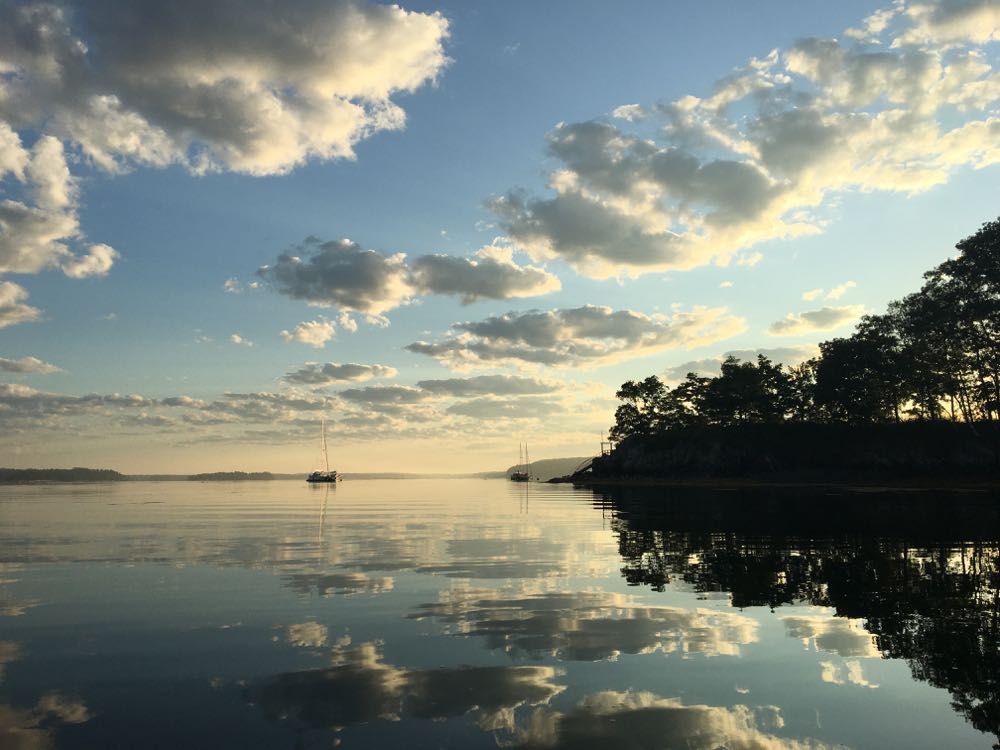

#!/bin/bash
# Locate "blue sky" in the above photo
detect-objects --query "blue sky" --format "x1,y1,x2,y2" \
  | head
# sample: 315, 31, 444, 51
2, 0, 999, 472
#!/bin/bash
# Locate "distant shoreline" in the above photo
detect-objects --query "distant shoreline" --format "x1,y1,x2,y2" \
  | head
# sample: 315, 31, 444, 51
0, 468, 510, 484
551, 474, 1000, 493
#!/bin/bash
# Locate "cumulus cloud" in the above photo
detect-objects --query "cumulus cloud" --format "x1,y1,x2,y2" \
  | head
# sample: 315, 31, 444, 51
406, 305, 746, 369
0, 130, 115, 278
825, 280, 857, 300
0, 0, 450, 285
223, 278, 241, 294
611, 103, 646, 121
665, 344, 820, 380
446, 397, 565, 420
489, 5, 1000, 278
416, 374, 561, 397
0, 356, 62, 374
0, 282, 42, 329
284, 362, 398, 386
896, 0, 1000, 45
61, 243, 118, 278
0, 0, 450, 176
768, 305, 865, 336
802, 281, 857, 301
229, 333, 253, 347
259, 238, 561, 320
259, 238, 414, 315
280, 318, 337, 348
409, 246, 560, 304
338, 385, 430, 405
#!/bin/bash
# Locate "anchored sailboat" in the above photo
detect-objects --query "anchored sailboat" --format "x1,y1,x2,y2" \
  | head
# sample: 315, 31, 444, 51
306, 417, 339, 483
509, 442, 531, 482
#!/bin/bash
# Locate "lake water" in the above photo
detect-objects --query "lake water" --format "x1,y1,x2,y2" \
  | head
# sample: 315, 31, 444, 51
1, 479, 998, 749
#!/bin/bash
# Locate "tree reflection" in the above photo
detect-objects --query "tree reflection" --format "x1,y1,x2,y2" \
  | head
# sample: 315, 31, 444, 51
599, 487, 1000, 746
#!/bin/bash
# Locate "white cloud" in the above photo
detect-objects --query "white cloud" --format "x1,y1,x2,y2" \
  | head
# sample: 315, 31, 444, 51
736, 251, 764, 267
665, 344, 820, 380
0, 281, 42, 329
61, 243, 118, 278
825, 280, 857, 300
229, 333, 253, 347
223, 277, 241, 294
416, 374, 561, 397
0, 131, 116, 278
611, 103, 646, 121
719, 280, 733, 288
280, 319, 336, 348
406, 304, 746, 369
284, 362, 398, 386
338, 311, 358, 333
801, 288, 823, 301
897, 0, 1000, 45
489, 6, 1000, 278
0, 356, 62, 374
0, 0, 450, 288
768, 305, 865, 336
259, 238, 415, 315
0, 0, 451, 176
409, 245, 560, 304
259, 237, 562, 318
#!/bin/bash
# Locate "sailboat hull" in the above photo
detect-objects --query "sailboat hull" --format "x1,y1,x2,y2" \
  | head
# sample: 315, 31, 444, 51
307, 471, 338, 483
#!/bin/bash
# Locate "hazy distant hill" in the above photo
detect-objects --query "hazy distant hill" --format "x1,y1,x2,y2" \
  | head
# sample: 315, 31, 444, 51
189, 471, 275, 481
504, 457, 593, 482
0, 467, 124, 483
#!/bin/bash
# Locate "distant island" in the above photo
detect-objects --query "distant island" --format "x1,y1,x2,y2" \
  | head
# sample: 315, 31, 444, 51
503, 457, 592, 482
188, 471, 275, 481
572, 218, 1000, 486
0, 467, 125, 483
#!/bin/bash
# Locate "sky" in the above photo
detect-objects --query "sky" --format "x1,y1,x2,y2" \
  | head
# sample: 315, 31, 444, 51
2, 0, 1000, 473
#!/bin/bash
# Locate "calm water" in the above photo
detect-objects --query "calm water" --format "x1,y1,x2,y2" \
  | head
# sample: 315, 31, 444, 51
1, 479, 999, 749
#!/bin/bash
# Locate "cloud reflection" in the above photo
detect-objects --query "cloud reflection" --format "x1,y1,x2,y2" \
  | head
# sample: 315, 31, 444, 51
782, 614, 879, 658
0, 642, 19, 683
283, 572, 394, 597
248, 639, 563, 732
0, 693, 91, 750
411, 587, 758, 660
504, 690, 840, 750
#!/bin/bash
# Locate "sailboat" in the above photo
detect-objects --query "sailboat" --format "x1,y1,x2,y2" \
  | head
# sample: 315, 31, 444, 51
306, 417, 339, 483
509, 442, 530, 482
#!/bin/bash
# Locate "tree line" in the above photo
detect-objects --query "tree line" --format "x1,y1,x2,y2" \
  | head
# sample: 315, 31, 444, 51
611, 217, 1000, 442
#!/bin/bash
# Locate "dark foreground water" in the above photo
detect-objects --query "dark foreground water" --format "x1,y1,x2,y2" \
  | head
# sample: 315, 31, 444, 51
1, 479, 999, 749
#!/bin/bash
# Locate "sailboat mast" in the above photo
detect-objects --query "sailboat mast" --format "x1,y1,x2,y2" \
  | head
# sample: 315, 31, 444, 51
525, 443, 530, 476
322, 417, 329, 473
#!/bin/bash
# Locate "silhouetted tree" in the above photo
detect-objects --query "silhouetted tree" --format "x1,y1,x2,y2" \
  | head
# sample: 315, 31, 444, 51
608, 217, 1000, 439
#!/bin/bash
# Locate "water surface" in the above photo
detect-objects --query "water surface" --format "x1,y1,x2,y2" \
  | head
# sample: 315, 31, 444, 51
0, 479, 997, 748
